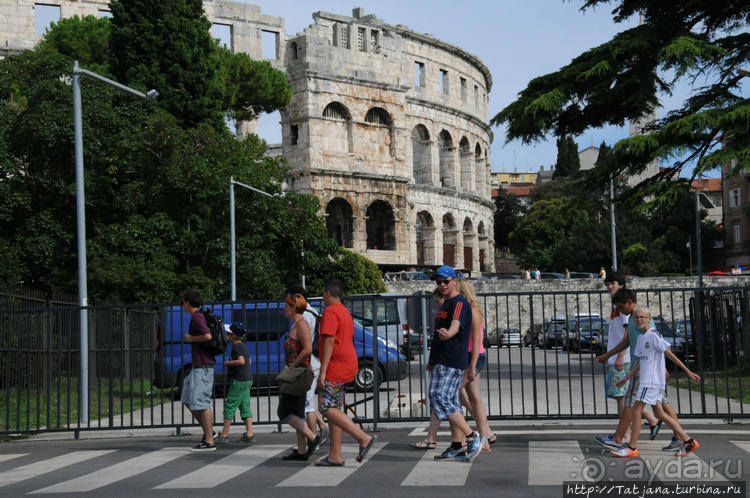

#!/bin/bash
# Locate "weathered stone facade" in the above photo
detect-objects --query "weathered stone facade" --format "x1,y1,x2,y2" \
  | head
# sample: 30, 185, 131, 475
1, 1, 496, 273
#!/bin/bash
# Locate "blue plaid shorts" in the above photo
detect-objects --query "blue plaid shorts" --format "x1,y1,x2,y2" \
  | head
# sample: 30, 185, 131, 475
428, 364, 464, 420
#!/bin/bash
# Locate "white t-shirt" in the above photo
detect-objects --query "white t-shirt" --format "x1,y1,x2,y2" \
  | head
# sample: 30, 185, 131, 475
606, 311, 630, 366
303, 304, 320, 359
634, 328, 671, 389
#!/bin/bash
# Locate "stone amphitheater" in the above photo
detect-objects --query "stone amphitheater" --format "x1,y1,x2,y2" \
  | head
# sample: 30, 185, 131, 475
2, 1, 496, 274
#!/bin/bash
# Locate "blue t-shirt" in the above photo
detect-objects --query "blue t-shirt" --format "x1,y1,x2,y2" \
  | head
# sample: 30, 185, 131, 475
428, 294, 473, 369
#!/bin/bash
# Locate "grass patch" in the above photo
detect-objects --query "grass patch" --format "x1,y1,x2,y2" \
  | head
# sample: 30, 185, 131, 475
668, 366, 750, 404
0, 377, 177, 433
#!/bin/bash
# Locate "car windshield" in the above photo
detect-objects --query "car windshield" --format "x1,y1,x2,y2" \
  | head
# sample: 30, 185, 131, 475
674, 320, 692, 337
576, 319, 604, 332
653, 320, 673, 337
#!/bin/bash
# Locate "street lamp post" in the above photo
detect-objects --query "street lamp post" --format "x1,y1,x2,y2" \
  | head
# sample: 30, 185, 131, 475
73, 61, 157, 424
229, 176, 279, 301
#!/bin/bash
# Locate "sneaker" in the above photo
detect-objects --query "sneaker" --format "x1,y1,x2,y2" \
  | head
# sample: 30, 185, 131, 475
594, 435, 620, 449
434, 447, 467, 461
201, 431, 218, 444
239, 433, 255, 443
610, 445, 638, 458
190, 441, 216, 452
282, 449, 308, 461
305, 435, 321, 458
649, 421, 663, 440
675, 439, 699, 457
215, 435, 230, 444
319, 427, 329, 447
662, 437, 682, 451
465, 433, 487, 462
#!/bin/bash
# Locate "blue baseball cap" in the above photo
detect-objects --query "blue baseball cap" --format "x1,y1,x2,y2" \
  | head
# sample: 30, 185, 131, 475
436, 265, 457, 279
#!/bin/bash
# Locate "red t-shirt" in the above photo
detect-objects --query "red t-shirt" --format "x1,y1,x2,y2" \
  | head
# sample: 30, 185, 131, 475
320, 303, 358, 383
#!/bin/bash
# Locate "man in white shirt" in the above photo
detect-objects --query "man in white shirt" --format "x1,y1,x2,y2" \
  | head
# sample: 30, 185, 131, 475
611, 307, 701, 458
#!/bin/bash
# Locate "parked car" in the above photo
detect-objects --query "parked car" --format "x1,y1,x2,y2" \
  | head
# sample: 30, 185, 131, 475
651, 317, 685, 354
344, 293, 421, 360
569, 272, 596, 279
532, 315, 567, 348
540, 272, 565, 279
565, 316, 606, 353
152, 300, 408, 394
487, 327, 523, 347
673, 319, 696, 357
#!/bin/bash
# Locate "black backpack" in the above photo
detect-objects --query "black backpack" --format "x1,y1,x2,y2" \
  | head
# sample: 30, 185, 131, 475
307, 308, 322, 358
200, 309, 228, 356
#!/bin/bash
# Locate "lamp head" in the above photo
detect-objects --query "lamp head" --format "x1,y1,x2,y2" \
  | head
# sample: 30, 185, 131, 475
146, 89, 160, 99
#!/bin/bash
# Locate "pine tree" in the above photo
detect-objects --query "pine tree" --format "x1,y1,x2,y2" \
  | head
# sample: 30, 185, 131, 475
553, 135, 580, 178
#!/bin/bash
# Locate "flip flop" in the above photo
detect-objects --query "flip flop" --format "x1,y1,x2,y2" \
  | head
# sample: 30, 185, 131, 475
409, 440, 437, 450
314, 456, 344, 467
488, 434, 497, 445
356, 435, 376, 462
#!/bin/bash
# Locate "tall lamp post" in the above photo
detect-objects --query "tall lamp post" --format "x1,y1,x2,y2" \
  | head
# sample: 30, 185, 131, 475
229, 177, 280, 301
73, 61, 158, 424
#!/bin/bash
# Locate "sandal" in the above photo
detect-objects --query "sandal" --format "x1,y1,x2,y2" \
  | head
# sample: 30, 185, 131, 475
409, 440, 437, 450
488, 434, 497, 445
315, 456, 344, 467
356, 435, 376, 462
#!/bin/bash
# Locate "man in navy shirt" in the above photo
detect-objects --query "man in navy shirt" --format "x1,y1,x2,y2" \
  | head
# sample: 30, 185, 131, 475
427, 266, 487, 461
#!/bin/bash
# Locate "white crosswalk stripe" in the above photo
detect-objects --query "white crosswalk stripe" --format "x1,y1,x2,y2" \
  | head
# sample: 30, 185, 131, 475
0, 450, 114, 488
155, 445, 288, 489
401, 447, 473, 486
528, 440, 585, 485
0, 454, 26, 464
30, 447, 190, 493
276, 442, 386, 487
730, 440, 750, 453
631, 441, 729, 482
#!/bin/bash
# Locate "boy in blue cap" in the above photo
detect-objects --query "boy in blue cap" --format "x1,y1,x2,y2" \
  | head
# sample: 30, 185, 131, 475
428, 265, 486, 461
216, 322, 255, 443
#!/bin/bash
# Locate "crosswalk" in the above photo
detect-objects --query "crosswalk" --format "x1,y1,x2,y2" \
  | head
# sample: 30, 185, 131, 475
0, 436, 747, 493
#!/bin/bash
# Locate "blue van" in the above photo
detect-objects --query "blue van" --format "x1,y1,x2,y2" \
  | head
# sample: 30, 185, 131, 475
153, 300, 407, 393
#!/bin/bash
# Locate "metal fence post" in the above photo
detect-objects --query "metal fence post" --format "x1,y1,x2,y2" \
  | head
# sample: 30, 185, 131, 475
529, 295, 538, 417
371, 296, 380, 432
420, 293, 430, 417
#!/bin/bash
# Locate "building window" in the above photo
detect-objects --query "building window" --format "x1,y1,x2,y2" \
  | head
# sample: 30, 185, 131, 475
326, 198, 354, 248
366, 201, 396, 250
474, 85, 479, 109
733, 223, 741, 244
440, 70, 449, 95
290, 125, 299, 145
460, 77, 467, 102
35, 4, 60, 35
212, 23, 232, 51
289, 42, 298, 60
730, 188, 741, 208
370, 30, 379, 52
323, 102, 350, 120
414, 62, 425, 87
365, 107, 392, 126
262, 30, 279, 59
357, 27, 366, 51
334, 23, 349, 49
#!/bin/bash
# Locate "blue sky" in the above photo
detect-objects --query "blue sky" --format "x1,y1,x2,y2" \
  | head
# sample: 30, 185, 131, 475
248, 0, 672, 174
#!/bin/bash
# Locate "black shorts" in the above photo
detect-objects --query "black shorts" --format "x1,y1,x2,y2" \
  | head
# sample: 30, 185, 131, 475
277, 392, 306, 422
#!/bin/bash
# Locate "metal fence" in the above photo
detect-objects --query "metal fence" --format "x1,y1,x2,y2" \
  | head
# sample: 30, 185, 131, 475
1, 285, 748, 435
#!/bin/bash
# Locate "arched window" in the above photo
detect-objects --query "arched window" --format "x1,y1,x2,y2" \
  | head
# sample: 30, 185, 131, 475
438, 130, 454, 188
326, 198, 353, 248
459, 137, 472, 190
416, 210, 435, 265
366, 201, 395, 250
463, 217, 474, 271
475, 143, 484, 192
322, 102, 350, 120
442, 213, 457, 267
365, 107, 392, 126
412, 125, 431, 184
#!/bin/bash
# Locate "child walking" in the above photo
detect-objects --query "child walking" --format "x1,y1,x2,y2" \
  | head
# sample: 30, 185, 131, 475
217, 322, 255, 443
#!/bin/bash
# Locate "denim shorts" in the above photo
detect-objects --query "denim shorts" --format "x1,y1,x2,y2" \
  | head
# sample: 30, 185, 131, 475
471, 353, 487, 373
181, 367, 214, 411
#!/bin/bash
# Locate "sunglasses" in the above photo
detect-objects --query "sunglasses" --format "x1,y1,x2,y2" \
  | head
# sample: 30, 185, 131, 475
436, 278, 453, 285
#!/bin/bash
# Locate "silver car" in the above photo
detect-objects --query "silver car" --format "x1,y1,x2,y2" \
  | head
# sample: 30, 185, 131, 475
488, 327, 523, 347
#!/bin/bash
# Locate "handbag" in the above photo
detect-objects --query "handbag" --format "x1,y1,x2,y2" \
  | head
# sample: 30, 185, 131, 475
276, 365, 314, 396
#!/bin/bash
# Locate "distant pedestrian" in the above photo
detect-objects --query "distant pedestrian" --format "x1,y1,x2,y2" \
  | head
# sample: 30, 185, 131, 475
564, 268, 570, 279
315, 280, 375, 467
429, 266, 486, 462
599, 267, 607, 279
534, 268, 541, 280
216, 322, 255, 444
529, 268, 536, 279
180, 289, 216, 451
523, 269, 531, 280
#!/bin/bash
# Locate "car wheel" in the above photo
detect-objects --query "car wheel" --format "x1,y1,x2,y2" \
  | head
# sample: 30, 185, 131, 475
353, 359, 382, 392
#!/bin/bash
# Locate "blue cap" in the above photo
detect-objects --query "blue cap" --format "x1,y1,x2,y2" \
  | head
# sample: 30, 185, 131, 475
224, 322, 247, 337
436, 265, 457, 278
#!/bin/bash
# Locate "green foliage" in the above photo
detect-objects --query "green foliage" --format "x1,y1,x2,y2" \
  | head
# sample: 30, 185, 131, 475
109, 0, 224, 128
553, 135, 581, 178
314, 249, 386, 297
493, 187, 525, 249
36, 15, 111, 72
493, 0, 750, 196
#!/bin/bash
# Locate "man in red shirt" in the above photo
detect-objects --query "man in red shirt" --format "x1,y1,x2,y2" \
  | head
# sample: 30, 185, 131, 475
314, 280, 375, 466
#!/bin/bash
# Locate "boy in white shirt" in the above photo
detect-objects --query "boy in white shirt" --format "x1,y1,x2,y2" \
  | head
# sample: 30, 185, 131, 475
612, 307, 701, 458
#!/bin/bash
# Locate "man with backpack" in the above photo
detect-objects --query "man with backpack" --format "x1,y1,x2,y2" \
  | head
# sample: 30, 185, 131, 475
181, 289, 216, 451
287, 286, 329, 447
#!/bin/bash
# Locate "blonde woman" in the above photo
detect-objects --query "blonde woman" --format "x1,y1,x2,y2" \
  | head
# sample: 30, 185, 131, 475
279, 293, 321, 461
455, 279, 495, 450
